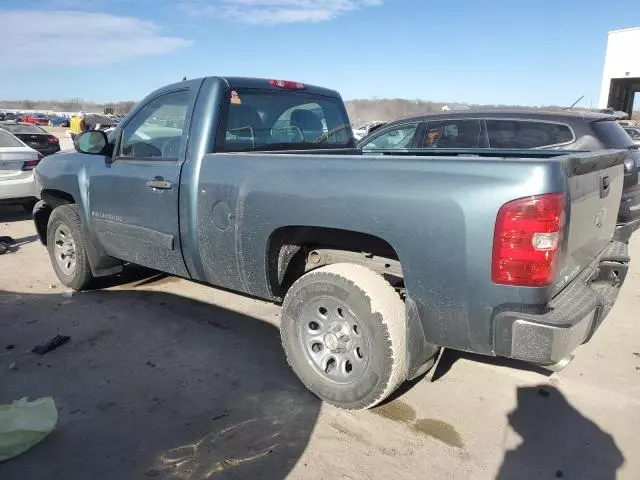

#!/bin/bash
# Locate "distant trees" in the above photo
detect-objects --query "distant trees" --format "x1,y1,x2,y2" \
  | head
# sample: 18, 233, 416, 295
115, 101, 136, 115
0, 98, 137, 114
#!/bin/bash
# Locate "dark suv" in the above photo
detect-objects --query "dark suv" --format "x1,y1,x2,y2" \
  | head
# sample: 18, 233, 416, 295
358, 109, 640, 232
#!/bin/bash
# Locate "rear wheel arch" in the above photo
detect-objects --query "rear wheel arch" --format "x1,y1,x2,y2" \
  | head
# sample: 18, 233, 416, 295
267, 226, 440, 385
266, 226, 402, 298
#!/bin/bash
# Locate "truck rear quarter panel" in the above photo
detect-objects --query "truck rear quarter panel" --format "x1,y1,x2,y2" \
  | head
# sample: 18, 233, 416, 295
188, 153, 568, 354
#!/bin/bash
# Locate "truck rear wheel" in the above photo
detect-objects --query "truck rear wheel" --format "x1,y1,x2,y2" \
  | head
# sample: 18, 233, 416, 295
280, 263, 406, 410
46, 204, 94, 291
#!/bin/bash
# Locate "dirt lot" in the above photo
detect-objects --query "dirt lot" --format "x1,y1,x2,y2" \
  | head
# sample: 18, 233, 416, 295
1, 208, 639, 480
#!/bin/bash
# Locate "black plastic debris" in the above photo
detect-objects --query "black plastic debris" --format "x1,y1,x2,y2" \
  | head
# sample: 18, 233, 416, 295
0, 236, 15, 255
32, 335, 70, 355
537, 388, 550, 398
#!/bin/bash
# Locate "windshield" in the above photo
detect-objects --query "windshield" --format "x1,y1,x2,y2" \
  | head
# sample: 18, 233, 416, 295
592, 120, 635, 149
217, 88, 354, 152
0, 123, 46, 134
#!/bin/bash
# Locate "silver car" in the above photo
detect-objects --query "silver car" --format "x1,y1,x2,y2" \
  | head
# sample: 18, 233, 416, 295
624, 126, 640, 145
0, 127, 41, 211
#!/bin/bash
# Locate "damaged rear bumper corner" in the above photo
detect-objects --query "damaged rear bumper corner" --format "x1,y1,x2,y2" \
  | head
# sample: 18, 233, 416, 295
493, 241, 630, 365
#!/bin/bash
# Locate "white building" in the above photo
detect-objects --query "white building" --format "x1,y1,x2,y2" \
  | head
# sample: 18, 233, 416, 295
599, 27, 640, 114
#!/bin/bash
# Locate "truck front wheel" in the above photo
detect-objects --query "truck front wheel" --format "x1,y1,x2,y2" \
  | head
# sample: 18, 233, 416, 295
281, 263, 406, 410
46, 205, 94, 291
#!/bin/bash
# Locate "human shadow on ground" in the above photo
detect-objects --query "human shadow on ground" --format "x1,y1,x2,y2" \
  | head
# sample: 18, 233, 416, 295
496, 385, 624, 480
0, 287, 320, 480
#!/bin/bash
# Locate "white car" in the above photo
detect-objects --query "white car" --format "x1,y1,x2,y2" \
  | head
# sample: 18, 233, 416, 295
353, 121, 387, 141
0, 128, 41, 211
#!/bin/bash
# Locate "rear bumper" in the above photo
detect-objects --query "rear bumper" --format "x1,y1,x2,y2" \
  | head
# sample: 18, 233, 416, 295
0, 173, 36, 202
494, 241, 630, 365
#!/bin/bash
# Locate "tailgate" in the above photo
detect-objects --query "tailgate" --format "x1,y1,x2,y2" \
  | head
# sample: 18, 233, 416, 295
554, 151, 625, 293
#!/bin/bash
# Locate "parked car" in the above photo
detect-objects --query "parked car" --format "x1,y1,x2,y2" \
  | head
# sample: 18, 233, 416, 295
48, 115, 71, 127
21, 113, 50, 126
624, 126, 640, 144
84, 114, 118, 131
358, 109, 640, 235
0, 127, 41, 211
353, 120, 387, 140
33, 76, 631, 410
0, 122, 60, 156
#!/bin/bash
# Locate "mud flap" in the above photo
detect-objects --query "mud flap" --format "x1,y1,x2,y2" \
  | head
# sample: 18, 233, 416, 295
405, 296, 440, 380
81, 222, 123, 277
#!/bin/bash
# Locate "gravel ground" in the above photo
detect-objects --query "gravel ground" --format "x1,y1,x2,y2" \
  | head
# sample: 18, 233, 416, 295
0, 208, 639, 480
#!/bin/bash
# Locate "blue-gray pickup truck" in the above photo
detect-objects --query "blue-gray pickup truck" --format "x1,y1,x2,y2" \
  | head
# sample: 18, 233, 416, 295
32, 76, 631, 409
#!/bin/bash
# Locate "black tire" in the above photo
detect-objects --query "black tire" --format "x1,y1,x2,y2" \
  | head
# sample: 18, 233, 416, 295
281, 263, 406, 410
46, 204, 94, 290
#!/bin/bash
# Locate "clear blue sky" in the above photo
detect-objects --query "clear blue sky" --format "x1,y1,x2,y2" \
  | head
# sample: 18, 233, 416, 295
2, 0, 639, 107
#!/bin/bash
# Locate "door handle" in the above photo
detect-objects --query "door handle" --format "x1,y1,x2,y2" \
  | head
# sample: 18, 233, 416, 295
599, 175, 610, 198
147, 179, 172, 190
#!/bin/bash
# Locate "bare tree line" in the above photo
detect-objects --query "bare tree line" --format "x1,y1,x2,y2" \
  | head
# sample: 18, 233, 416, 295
0, 99, 137, 115
2, 97, 638, 123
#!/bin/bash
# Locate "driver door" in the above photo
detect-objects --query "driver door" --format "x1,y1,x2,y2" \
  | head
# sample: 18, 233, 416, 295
88, 89, 193, 276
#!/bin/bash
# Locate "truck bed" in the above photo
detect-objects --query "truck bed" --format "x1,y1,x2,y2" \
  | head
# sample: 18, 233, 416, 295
178, 149, 625, 356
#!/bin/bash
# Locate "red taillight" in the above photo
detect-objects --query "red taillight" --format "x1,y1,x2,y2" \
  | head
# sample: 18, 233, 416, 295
269, 79, 305, 89
492, 193, 565, 287
22, 153, 43, 171
47, 135, 59, 144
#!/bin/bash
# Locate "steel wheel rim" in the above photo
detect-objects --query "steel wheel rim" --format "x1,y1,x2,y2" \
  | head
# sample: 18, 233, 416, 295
53, 223, 77, 276
298, 296, 370, 384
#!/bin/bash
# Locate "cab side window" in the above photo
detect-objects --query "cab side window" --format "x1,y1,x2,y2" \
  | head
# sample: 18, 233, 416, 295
417, 119, 483, 148
119, 90, 189, 159
486, 120, 574, 148
361, 124, 418, 150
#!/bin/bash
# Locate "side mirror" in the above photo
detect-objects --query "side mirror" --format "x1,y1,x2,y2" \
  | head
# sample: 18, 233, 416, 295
74, 130, 108, 155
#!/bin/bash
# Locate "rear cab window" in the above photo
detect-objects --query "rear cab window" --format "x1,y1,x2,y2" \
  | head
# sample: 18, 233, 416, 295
216, 87, 354, 152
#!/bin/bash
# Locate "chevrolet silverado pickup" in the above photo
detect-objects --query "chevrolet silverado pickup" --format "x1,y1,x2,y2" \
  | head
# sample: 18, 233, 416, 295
32, 76, 631, 410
